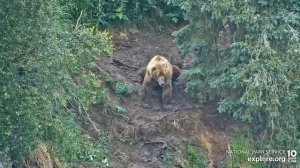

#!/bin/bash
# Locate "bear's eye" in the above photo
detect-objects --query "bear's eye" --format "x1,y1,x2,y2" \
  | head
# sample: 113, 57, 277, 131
151, 67, 156, 71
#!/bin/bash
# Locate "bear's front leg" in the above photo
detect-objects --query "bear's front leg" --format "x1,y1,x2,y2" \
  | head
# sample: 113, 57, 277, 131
162, 82, 174, 111
141, 79, 154, 109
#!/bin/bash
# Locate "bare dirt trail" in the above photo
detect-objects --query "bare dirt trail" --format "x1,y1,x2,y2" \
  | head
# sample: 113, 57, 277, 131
93, 28, 241, 168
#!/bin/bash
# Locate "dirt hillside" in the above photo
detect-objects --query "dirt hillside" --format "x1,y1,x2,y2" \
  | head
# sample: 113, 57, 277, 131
91, 27, 241, 168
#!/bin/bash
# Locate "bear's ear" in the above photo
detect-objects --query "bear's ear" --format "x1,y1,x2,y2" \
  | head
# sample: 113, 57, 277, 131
151, 67, 156, 71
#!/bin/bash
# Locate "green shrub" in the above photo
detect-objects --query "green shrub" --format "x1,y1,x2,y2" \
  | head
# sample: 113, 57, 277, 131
105, 75, 117, 89
114, 105, 127, 116
60, 0, 184, 28
105, 75, 136, 98
96, 90, 109, 105
114, 82, 134, 98
163, 149, 175, 168
186, 144, 208, 168
171, 0, 300, 155
227, 136, 265, 168
0, 0, 113, 164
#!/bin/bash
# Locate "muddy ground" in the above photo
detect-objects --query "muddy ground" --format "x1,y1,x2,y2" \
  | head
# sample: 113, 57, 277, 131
90, 27, 241, 168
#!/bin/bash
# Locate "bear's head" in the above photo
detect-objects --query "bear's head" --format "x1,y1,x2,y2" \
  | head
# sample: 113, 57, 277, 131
151, 64, 167, 87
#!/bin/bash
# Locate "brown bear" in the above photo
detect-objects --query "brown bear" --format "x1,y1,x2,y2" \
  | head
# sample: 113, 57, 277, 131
141, 55, 180, 111
138, 64, 181, 84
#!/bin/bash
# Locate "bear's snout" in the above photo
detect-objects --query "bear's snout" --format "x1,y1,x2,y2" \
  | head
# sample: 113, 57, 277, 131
157, 76, 165, 86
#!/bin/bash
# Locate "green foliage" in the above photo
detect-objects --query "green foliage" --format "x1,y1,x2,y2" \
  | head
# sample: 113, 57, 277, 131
96, 133, 111, 159
60, 0, 184, 28
114, 82, 135, 98
49, 115, 106, 161
163, 149, 175, 168
96, 90, 109, 105
227, 136, 264, 168
0, 0, 113, 164
228, 137, 250, 167
105, 75, 136, 98
171, 0, 300, 152
105, 75, 117, 88
186, 144, 208, 168
183, 68, 211, 103
114, 105, 127, 116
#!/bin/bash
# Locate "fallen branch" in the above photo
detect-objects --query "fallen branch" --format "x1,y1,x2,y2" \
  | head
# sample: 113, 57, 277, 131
84, 111, 101, 134
113, 149, 128, 158
111, 58, 138, 70
147, 114, 168, 126
75, 10, 83, 30
143, 140, 168, 149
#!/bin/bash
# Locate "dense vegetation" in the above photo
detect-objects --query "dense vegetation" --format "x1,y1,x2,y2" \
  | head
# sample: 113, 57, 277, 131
0, 0, 113, 165
170, 0, 300, 166
60, 0, 184, 27
0, 0, 183, 166
1, 0, 299, 167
